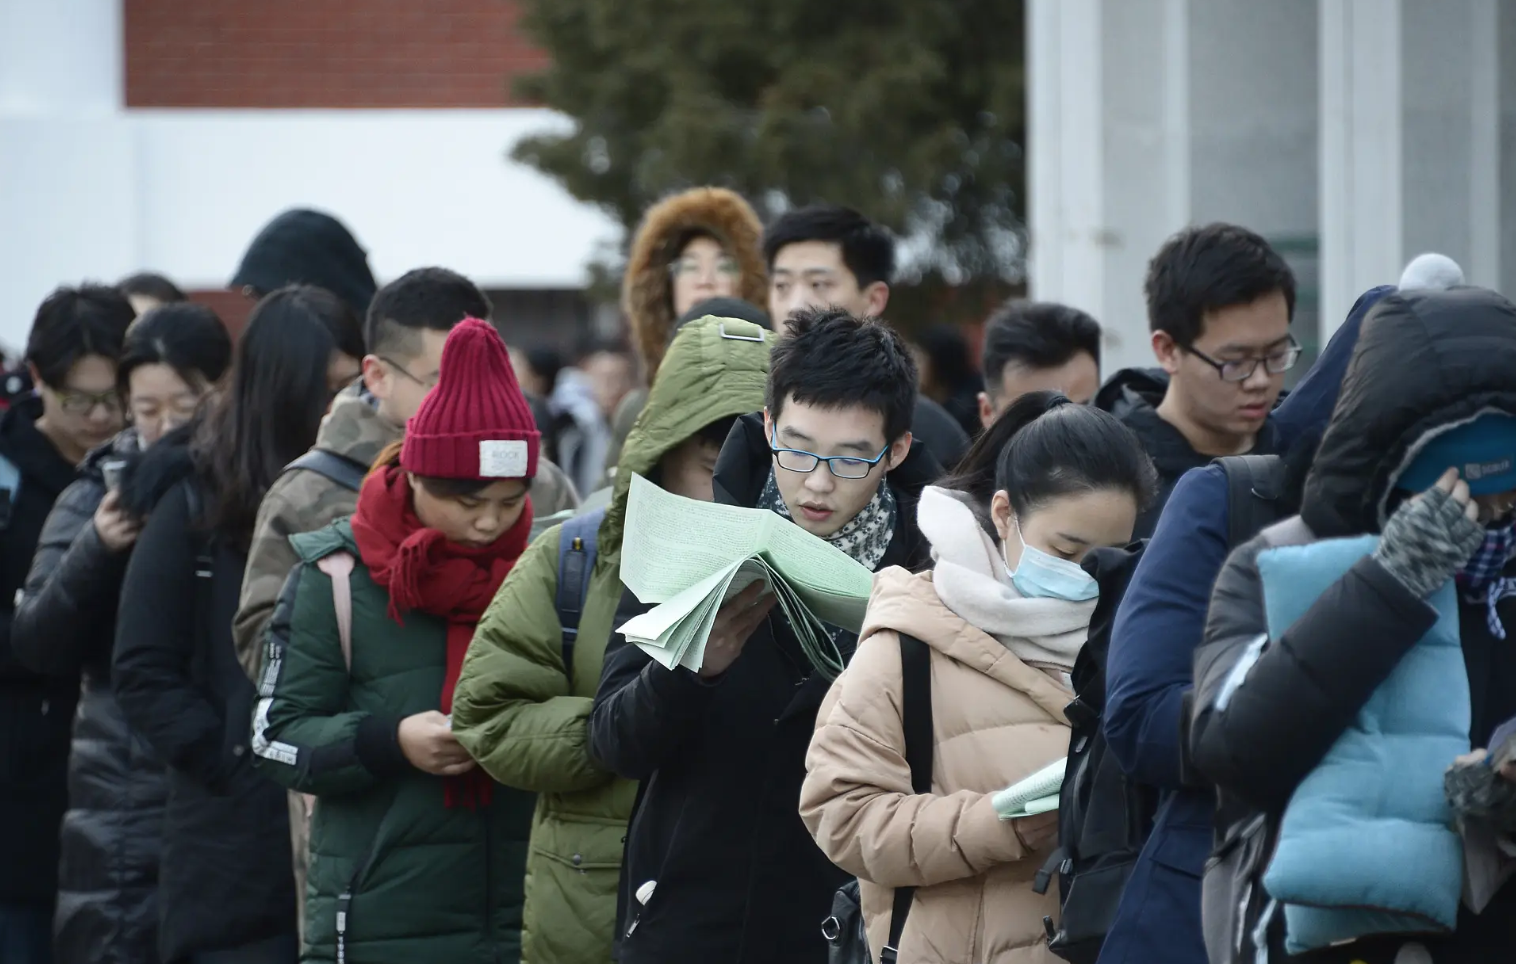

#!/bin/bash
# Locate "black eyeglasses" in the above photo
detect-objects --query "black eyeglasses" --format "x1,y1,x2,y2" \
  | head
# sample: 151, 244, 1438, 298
1185, 337, 1302, 383
378, 356, 438, 390
770, 429, 889, 480
56, 387, 123, 416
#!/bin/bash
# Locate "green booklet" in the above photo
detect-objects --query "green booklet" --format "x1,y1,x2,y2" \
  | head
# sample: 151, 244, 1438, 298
617, 474, 876, 677
992, 758, 1066, 819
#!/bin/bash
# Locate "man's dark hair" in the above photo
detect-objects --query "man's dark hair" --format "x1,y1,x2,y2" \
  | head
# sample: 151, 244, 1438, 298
1144, 223, 1296, 347
767, 307, 917, 445
762, 206, 896, 288
26, 283, 136, 389
981, 300, 1102, 396
363, 267, 491, 357
118, 271, 187, 304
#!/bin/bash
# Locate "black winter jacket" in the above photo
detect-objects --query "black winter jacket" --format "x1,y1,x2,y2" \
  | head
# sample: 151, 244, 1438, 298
0, 396, 85, 906
1098, 367, 1282, 539
1189, 287, 1516, 963
12, 429, 166, 963
111, 436, 296, 961
588, 412, 940, 964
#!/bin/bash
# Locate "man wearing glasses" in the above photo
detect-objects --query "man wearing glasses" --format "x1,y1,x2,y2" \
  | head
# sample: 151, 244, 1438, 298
589, 307, 941, 964
1106, 222, 1299, 537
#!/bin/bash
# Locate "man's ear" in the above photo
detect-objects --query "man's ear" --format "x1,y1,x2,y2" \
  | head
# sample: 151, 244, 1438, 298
978, 391, 995, 430
887, 431, 913, 469
27, 363, 42, 391
1151, 330, 1183, 376
864, 281, 890, 318
361, 355, 389, 400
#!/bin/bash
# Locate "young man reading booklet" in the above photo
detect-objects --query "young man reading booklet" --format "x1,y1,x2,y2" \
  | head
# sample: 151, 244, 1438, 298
587, 307, 942, 964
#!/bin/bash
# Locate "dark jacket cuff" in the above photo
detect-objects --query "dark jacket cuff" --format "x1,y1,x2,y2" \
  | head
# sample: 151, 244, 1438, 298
354, 715, 408, 777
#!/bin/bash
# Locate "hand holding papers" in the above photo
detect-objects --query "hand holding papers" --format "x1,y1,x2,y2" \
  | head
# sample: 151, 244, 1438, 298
993, 758, 1066, 819
616, 474, 876, 678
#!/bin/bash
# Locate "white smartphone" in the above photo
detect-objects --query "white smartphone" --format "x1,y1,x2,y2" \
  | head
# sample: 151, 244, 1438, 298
101, 458, 126, 491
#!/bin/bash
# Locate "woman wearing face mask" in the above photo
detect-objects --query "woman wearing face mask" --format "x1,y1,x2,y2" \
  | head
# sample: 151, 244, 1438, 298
250, 318, 541, 964
11, 303, 231, 964
800, 391, 1156, 964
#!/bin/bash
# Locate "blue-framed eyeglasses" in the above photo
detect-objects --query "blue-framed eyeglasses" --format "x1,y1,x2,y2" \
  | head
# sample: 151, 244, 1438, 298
770, 428, 889, 480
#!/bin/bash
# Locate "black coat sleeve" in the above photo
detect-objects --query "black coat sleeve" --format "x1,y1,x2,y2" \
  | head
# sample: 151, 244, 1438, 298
112, 483, 237, 790
1188, 540, 1440, 813
587, 587, 720, 780
12, 477, 127, 677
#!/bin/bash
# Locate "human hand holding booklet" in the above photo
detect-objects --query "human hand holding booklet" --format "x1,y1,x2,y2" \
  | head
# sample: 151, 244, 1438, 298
616, 474, 875, 678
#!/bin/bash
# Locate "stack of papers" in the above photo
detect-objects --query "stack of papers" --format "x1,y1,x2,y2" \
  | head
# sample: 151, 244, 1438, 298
993, 758, 1066, 819
617, 474, 876, 677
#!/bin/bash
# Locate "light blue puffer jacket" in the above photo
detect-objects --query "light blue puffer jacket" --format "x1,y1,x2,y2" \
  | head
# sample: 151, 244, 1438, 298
1257, 534, 1467, 954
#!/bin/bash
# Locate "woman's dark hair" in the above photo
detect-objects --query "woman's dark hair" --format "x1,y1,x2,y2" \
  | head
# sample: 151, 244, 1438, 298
372, 440, 533, 500
117, 303, 233, 397
193, 286, 344, 543
312, 287, 365, 362
942, 390, 1158, 534
26, 283, 135, 388
118, 271, 187, 305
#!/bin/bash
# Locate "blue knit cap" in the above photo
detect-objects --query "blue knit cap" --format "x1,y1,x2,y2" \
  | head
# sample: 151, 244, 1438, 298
1398, 411, 1516, 495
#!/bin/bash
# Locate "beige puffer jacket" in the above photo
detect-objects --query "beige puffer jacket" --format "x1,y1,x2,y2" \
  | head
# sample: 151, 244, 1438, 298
801, 566, 1072, 964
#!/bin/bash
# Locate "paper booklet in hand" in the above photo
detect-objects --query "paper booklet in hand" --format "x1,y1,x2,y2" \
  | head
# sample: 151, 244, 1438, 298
616, 473, 875, 679
993, 758, 1066, 819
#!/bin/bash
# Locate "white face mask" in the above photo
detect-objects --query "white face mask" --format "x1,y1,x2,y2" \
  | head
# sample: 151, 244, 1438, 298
1004, 516, 1099, 602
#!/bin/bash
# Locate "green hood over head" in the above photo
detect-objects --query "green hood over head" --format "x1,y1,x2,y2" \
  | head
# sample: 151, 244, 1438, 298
602, 315, 773, 553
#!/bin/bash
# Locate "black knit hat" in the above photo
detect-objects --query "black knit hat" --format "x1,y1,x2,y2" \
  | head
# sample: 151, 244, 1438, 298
231, 209, 378, 317
673, 297, 771, 341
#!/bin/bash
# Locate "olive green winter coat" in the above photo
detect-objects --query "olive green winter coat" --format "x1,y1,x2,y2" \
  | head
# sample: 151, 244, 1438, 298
252, 521, 537, 964
451, 314, 774, 964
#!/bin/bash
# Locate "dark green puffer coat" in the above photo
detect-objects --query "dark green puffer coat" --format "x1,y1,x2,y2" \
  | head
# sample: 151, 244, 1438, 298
252, 521, 536, 963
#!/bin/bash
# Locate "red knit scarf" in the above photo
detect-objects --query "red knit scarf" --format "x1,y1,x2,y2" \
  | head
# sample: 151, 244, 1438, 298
350, 465, 533, 807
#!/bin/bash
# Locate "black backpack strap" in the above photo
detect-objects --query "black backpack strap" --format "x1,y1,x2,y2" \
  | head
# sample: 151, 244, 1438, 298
286, 449, 368, 493
883, 633, 935, 963
1216, 454, 1285, 550
554, 510, 604, 681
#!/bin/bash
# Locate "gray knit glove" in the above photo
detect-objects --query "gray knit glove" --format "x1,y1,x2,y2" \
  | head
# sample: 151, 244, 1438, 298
1373, 486, 1485, 599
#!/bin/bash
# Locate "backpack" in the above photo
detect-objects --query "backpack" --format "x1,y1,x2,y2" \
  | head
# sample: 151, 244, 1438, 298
822, 633, 934, 964
1033, 454, 1286, 964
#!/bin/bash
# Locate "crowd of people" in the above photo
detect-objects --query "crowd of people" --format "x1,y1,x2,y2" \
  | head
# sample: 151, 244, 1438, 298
1, 188, 1514, 964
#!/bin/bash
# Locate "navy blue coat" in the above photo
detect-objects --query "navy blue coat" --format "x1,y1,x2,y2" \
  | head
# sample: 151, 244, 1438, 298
1095, 286, 1393, 964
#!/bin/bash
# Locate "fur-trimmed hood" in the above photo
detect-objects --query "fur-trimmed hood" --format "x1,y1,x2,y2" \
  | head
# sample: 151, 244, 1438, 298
621, 187, 767, 381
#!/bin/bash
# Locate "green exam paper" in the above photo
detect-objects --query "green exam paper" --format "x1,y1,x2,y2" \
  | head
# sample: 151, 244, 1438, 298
617, 474, 875, 674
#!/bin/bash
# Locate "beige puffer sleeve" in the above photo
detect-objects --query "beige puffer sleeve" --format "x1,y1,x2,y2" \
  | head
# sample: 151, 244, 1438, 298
799, 630, 1032, 889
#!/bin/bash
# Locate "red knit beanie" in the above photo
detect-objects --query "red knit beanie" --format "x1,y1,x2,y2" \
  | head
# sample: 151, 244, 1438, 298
401, 317, 540, 479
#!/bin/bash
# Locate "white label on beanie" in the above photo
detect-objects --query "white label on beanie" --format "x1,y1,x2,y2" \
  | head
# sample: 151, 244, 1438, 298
479, 440, 529, 477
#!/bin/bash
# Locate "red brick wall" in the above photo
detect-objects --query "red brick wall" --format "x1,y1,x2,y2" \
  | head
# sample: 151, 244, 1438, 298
125, 0, 547, 108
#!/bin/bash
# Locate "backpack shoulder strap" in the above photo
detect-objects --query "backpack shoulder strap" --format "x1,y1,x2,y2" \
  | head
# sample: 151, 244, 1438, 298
1216, 454, 1286, 550
554, 509, 605, 681
883, 633, 935, 963
315, 552, 355, 671
286, 449, 368, 493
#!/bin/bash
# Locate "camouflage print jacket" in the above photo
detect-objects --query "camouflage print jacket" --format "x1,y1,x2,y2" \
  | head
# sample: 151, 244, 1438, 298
233, 384, 581, 679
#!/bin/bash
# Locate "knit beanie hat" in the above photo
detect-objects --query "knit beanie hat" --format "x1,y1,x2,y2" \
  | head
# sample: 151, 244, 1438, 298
401, 317, 540, 480
1398, 411, 1516, 497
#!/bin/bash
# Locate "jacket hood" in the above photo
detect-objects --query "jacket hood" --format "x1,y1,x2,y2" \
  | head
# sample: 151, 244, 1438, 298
1093, 367, 1169, 417
1267, 286, 1393, 453
231, 208, 377, 317
622, 188, 768, 382
77, 427, 145, 484
314, 382, 403, 471
601, 315, 774, 554
860, 567, 1073, 720
1301, 286, 1516, 537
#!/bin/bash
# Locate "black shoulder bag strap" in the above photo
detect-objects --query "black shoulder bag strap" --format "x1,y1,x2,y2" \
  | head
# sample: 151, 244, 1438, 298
882, 633, 935, 964
286, 449, 369, 493
1216, 454, 1285, 549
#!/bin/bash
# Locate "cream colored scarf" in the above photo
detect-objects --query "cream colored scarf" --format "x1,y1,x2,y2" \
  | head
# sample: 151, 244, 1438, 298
916, 485, 1094, 671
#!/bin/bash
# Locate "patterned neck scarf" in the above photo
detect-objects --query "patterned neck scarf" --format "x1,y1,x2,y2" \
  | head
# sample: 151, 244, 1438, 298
1457, 521, 1516, 639
757, 469, 898, 571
